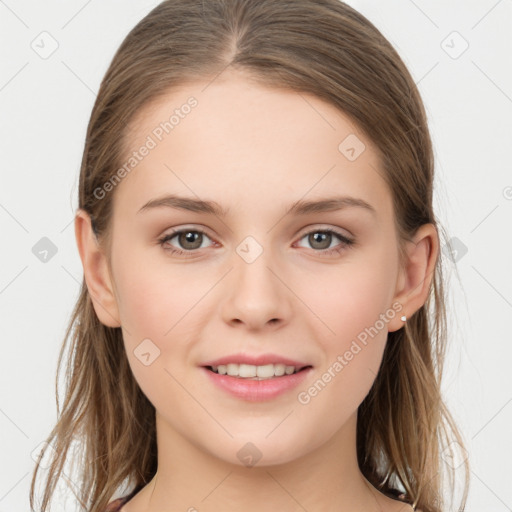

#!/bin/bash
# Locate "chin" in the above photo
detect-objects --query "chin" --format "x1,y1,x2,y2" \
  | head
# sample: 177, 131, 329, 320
207, 432, 315, 469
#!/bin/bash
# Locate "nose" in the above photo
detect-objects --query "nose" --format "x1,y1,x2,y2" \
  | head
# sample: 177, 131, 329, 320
220, 243, 293, 331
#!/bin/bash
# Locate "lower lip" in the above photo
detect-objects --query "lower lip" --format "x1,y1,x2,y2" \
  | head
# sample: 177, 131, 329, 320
201, 366, 313, 402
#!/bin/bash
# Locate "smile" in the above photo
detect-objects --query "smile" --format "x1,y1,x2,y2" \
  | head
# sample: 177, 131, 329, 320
208, 363, 306, 379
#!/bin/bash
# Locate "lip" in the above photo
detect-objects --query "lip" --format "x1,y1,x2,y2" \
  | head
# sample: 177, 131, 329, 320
201, 353, 311, 370
200, 354, 313, 402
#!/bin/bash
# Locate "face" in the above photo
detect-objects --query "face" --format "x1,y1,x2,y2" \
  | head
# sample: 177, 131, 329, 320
101, 70, 407, 467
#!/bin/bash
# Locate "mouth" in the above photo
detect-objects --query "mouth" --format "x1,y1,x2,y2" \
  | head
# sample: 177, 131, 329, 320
201, 358, 314, 401
205, 363, 312, 380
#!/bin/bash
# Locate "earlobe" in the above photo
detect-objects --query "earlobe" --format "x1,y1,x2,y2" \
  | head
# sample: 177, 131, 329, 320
74, 209, 121, 328
388, 223, 439, 332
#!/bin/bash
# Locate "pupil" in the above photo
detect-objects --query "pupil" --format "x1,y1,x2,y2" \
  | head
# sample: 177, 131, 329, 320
310, 232, 330, 250
180, 231, 202, 249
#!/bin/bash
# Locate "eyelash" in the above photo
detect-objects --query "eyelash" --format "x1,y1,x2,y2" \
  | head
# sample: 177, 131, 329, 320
157, 227, 355, 258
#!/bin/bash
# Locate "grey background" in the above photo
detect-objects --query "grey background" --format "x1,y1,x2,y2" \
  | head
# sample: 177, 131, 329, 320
0, 1, 511, 510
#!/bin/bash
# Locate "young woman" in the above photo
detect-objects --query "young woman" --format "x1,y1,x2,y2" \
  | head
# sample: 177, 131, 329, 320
30, 1, 470, 511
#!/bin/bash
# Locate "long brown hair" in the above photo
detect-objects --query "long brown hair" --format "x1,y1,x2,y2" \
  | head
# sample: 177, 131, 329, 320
30, 1, 470, 510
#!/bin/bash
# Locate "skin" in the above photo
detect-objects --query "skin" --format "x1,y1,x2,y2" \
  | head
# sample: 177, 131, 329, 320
75, 69, 435, 512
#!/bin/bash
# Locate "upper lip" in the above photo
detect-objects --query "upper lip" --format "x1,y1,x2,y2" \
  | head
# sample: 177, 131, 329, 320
201, 353, 312, 370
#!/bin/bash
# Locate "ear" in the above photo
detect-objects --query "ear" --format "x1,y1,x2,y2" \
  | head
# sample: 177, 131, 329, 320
74, 209, 121, 328
388, 223, 439, 332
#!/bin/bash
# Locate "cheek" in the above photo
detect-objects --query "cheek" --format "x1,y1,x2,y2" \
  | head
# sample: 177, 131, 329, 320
112, 251, 217, 394
113, 259, 198, 414
294, 252, 396, 411
113, 249, 209, 341
304, 254, 396, 343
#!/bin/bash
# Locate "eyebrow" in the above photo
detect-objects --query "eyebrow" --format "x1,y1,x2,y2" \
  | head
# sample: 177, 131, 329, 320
137, 194, 377, 217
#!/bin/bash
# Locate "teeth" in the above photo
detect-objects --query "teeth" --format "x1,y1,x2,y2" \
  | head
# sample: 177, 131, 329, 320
209, 363, 300, 379
239, 364, 256, 378
256, 364, 276, 378
227, 363, 239, 376
274, 364, 286, 376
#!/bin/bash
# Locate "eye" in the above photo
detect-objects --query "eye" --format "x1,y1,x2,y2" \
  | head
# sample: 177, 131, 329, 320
158, 228, 215, 257
158, 226, 355, 258
295, 228, 355, 256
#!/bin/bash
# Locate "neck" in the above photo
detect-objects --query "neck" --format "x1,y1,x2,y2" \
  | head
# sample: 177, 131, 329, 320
132, 411, 383, 512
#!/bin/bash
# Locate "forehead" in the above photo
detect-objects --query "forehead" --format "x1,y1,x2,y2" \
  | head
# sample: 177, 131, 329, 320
113, 71, 392, 222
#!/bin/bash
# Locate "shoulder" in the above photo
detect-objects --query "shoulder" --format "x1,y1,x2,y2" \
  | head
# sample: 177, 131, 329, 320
104, 496, 131, 512
104, 484, 144, 512
104, 498, 122, 511
389, 491, 422, 512
396, 496, 423, 512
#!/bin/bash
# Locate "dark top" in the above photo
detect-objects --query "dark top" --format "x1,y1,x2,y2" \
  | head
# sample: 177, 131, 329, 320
104, 486, 141, 511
